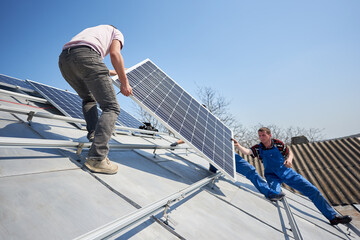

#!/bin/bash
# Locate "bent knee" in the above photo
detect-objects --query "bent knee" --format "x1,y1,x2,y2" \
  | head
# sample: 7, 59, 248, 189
82, 98, 97, 106
103, 102, 120, 115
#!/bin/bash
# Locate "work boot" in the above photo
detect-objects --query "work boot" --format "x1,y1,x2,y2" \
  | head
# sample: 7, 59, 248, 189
268, 191, 286, 201
87, 131, 95, 142
170, 142, 178, 150
84, 157, 118, 174
330, 215, 352, 225
170, 142, 178, 147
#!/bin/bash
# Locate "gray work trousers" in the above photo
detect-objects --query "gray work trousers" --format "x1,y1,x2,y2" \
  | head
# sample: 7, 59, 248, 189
58, 46, 120, 161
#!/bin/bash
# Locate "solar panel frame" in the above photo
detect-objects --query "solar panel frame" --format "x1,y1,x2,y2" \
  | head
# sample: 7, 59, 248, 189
26, 80, 142, 130
0, 74, 36, 92
27, 80, 85, 129
113, 59, 236, 180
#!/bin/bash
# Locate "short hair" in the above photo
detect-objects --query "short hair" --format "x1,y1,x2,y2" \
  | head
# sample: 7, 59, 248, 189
258, 127, 271, 135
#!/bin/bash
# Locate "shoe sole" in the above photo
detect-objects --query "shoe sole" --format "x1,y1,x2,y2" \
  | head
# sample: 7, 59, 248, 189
330, 220, 352, 225
84, 162, 118, 174
269, 196, 285, 201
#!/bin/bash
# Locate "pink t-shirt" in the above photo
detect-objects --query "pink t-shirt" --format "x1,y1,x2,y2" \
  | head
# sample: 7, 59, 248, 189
63, 25, 124, 59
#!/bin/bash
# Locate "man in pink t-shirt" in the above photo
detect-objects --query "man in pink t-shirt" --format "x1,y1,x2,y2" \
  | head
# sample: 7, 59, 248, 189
59, 25, 133, 174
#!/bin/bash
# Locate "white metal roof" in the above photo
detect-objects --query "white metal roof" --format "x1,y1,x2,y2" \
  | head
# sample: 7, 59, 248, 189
0, 84, 359, 239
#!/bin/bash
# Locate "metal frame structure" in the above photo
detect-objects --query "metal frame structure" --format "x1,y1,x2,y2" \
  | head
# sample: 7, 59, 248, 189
0, 105, 168, 137
74, 172, 222, 240
0, 82, 35, 93
281, 197, 303, 240
0, 88, 48, 104
0, 137, 188, 152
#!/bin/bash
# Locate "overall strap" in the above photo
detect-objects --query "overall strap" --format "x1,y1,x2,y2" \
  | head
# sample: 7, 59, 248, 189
258, 143, 263, 158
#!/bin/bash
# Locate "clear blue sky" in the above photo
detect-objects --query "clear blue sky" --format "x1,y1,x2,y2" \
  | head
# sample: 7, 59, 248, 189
0, 0, 359, 139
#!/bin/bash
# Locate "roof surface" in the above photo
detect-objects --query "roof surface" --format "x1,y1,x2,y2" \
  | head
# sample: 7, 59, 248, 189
1, 78, 360, 239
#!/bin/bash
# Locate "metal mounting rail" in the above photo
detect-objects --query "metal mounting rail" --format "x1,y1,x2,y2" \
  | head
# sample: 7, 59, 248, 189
74, 172, 222, 240
0, 81, 36, 93
0, 137, 188, 151
281, 197, 303, 240
0, 105, 167, 136
0, 88, 48, 103
346, 223, 360, 237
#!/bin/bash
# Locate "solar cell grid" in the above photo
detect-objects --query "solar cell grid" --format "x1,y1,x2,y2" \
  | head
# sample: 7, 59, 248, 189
168, 116, 181, 131
174, 105, 186, 120
0, 74, 35, 91
115, 59, 236, 180
161, 78, 173, 91
143, 97, 158, 112
186, 111, 196, 123
152, 87, 167, 100
132, 86, 147, 100
127, 73, 141, 86
133, 68, 146, 79
183, 119, 195, 133
147, 91, 162, 106
29, 80, 84, 119
155, 108, 168, 121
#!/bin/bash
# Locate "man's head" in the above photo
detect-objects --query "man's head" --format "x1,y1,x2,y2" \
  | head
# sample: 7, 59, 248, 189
258, 127, 272, 145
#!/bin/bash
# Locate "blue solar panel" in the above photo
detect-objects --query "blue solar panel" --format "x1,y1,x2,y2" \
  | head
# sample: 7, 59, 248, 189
26, 80, 142, 130
113, 59, 236, 180
0, 74, 35, 91
117, 107, 143, 129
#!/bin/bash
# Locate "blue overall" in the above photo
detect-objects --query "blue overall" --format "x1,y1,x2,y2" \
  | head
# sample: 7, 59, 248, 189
259, 144, 337, 220
234, 154, 280, 198
210, 155, 278, 198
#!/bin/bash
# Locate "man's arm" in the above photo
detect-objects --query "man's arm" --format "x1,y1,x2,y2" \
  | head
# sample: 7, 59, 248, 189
231, 138, 252, 155
109, 70, 117, 76
284, 149, 294, 168
109, 40, 133, 96
109, 68, 128, 76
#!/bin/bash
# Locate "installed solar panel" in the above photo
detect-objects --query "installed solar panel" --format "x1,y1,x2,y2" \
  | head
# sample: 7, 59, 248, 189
117, 108, 143, 129
0, 74, 35, 91
26, 80, 142, 130
113, 59, 236, 180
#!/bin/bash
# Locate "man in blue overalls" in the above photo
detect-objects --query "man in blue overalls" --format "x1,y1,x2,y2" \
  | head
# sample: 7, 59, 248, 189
201, 138, 286, 201
171, 138, 285, 200
234, 127, 352, 225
